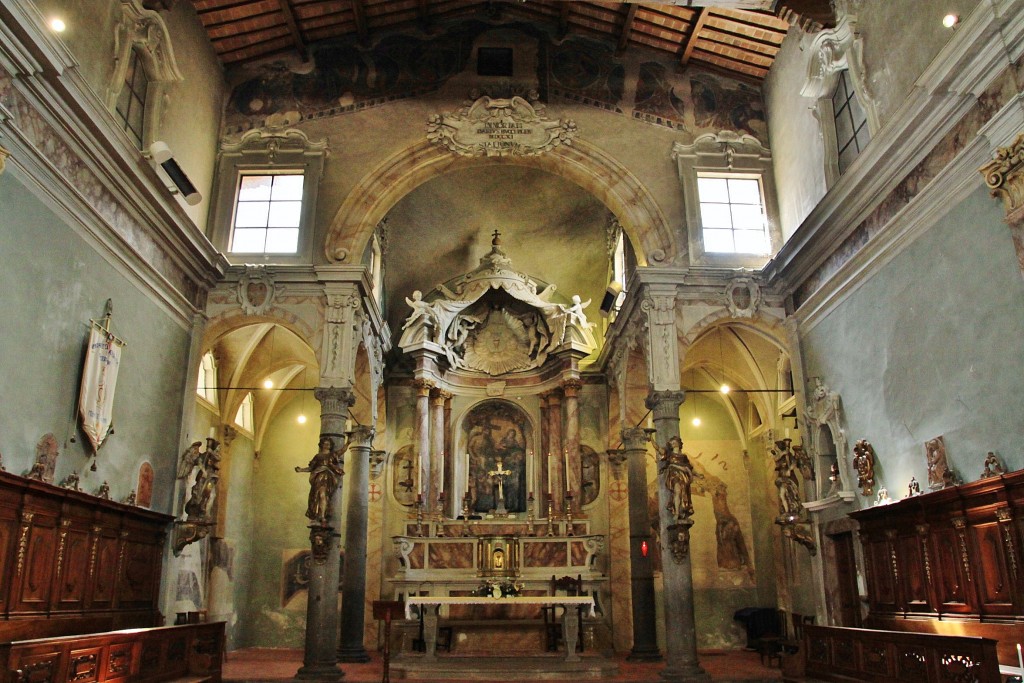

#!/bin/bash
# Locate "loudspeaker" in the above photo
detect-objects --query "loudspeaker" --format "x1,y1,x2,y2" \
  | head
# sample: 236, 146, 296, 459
149, 141, 202, 206
600, 281, 623, 317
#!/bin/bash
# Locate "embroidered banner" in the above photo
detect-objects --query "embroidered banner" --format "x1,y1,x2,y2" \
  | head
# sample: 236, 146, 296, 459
79, 325, 124, 453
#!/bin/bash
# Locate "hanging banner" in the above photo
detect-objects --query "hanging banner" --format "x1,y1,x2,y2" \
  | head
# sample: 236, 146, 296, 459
79, 324, 124, 453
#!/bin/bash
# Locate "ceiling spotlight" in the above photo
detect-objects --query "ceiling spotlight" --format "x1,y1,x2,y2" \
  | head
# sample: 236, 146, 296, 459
692, 417, 701, 427
942, 13, 958, 28
263, 379, 273, 389
297, 414, 307, 424
49, 17, 66, 32
720, 383, 731, 394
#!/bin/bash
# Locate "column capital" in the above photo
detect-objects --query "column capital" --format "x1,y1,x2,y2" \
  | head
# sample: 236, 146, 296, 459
430, 387, 452, 404
645, 390, 686, 420
314, 387, 356, 414
981, 133, 1024, 224
562, 378, 583, 397
413, 378, 435, 396
621, 427, 650, 451
348, 424, 375, 449
0, 145, 9, 175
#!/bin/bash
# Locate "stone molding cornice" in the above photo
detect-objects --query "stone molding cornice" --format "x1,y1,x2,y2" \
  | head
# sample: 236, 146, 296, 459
0, 0, 227, 323
764, 0, 1024, 298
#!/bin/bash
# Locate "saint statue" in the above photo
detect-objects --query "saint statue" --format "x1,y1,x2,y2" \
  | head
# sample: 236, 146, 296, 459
295, 436, 346, 525
657, 435, 697, 520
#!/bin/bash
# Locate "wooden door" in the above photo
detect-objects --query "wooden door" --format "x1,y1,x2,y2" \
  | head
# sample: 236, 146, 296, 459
832, 532, 861, 627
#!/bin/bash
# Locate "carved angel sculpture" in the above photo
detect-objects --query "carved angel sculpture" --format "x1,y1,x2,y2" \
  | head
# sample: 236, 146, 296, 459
852, 439, 876, 496
295, 436, 346, 524
177, 440, 203, 479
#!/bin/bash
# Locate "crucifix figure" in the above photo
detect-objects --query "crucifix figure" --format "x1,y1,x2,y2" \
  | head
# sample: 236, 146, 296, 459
488, 457, 511, 516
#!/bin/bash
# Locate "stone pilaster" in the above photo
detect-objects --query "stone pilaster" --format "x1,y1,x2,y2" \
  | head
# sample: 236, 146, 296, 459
443, 391, 453, 505
623, 427, 661, 661
413, 379, 433, 506
980, 133, 1024, 278
429, 388, 448, 514
296, 386, 354, 681
646, 391, 709, 683
320, 286, 362, 387
544, 390, 564, 512
338, 424, 374, 663
562, 379, 583, 498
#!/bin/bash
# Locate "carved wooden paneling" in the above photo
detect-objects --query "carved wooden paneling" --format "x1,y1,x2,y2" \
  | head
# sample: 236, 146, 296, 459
931, 525, 971, 613
90, 535, 120, 610
14, 521, 58, 613
54, 527, 92, 612
969, 521, 1013, 614
863, 536, 898, 613
895, 532, 929, 612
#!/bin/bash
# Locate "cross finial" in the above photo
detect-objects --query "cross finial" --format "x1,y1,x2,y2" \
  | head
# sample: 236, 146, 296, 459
491, 229, 501, 245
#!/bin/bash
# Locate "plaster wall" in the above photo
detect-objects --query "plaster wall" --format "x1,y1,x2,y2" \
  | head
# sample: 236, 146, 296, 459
800, 185, 1024, 508
0, 170, 189, 511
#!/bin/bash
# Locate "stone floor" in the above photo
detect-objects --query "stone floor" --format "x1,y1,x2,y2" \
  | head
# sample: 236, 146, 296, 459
223, 648, 783, 682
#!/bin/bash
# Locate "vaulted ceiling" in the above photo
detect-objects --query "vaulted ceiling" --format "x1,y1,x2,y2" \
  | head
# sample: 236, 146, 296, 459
190, 0, 834, 80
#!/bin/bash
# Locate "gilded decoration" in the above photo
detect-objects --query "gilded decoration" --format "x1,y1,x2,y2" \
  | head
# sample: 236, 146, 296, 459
770, 438, 816, 555
0, 145, 9, 174
980, 133, 1024, 219
398, 231, 597, 374
426, 95, 578, 158
852, 439, 876, 496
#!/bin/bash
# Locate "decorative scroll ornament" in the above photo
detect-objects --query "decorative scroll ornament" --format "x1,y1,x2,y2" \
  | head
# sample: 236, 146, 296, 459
0, 145, 9, 175
426, 95, 578, 157
236, 265, 281, 316
724, 277, 761, 318
852, 439, 876, 496
979, 133, 1024, 217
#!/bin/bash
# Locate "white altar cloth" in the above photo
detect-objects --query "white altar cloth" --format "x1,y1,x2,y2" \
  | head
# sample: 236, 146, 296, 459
405, 595, 596, 620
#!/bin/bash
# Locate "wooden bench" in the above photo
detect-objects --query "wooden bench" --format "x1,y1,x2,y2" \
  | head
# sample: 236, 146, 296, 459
0, 622, 224, 683
799, 625, 1000, 683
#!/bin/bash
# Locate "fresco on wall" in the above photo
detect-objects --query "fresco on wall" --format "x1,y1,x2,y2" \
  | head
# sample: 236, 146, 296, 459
391, 444, 417, 506
633, 62, 689, 131
137, 461, 153, 508
580, 445, 601, 506
689, 74, 766, 139
548, 37, 625, 111
281, 549, 345, 606
464, 400, 531, 514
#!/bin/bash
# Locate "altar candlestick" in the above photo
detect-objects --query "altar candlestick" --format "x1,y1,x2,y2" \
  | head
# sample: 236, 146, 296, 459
439, 452, 445, 493
547, 453, 553, 490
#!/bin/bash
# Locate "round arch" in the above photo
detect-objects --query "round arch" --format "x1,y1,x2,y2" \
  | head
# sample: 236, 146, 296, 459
204, 307, 319, 356
324, 139, 676, 267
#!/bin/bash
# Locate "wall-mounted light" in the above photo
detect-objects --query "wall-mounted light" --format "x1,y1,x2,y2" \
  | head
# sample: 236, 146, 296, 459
942, 13, 959, 28
49, 17, 66, 32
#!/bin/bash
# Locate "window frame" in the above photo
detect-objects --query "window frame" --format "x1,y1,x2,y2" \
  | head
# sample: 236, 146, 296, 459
234, 391, 254, 434
114, 48, 150, 149
229, 170, 307, 256
211, 130, 328, 265
695, 172, 771, 256
672, 132, 781, 268
196, 352, 218, 409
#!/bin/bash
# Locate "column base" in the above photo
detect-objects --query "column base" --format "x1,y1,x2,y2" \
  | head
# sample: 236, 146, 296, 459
294, 663, 345, 681
336, 647, 370, 663
658, 664, 712, 682
626, 646, 663, 662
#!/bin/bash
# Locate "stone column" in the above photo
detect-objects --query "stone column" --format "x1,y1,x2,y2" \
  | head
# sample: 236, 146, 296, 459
646, 391, 709, 682
296, 387, 353, 681
413, 379, 433, 506
623, 426, 661, 661
429, 388, 447, 515
980, 133, 1024, 278
562, 379, 582, 498
338, 424, 374, 662
545, 390, 564, 512
539, 394, 550, 503
443, 391, 453, 510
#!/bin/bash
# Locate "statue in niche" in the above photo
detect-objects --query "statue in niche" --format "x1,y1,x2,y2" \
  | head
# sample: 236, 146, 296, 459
980, 451, 1005, 479
580, 446, 601, 506
852, 439, 876, 496
464, 401, 529, 515
925, 436, 952, 491
295, 436, 347, 525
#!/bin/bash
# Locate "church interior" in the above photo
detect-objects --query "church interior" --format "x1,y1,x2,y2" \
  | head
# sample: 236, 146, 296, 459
2, 0, 1024, 680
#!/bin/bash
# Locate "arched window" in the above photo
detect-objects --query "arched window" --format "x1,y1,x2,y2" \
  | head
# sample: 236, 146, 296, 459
196, 352, 217, 407
235, 392, 254, 433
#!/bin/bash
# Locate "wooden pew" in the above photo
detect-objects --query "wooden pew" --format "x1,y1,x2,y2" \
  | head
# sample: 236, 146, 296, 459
801, 625, 1000, 683
0, 622, 224, 683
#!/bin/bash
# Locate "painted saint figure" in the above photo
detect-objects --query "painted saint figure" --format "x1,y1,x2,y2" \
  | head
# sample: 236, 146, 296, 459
295, 436, 346, 525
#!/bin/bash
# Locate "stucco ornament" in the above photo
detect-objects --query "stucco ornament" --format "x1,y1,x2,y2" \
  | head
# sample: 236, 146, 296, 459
724, 277, 761, 318
426, 95, 578, 157
980, 133, 1024, 220
0, 145, 9, 175
236, 265, 281, 315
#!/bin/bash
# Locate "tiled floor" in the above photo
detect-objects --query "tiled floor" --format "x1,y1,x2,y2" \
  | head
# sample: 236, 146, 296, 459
223, 648, 783, 682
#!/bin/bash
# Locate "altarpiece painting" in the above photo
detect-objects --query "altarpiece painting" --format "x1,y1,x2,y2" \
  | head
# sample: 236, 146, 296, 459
464, 400, 531, 514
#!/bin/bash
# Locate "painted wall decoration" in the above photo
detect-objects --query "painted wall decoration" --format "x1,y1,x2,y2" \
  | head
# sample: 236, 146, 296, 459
137, 461, 154, 508
691, 457, 750, 572
633, 62, 689, 131
464, 400, 531, 514
580, 444, 601, 506
689, 74, 766, 139
391, 444, 417, 506
281, 549, 345, 606
548, 36, 625, 110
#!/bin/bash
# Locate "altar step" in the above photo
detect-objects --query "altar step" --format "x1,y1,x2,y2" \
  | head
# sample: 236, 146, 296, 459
389, 653, 619, 680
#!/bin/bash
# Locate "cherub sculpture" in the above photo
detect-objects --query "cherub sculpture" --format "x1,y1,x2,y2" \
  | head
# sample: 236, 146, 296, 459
177, 441, 203, 479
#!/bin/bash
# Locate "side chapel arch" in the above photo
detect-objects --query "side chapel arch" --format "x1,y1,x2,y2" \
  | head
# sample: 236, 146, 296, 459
325, 139, 674, 267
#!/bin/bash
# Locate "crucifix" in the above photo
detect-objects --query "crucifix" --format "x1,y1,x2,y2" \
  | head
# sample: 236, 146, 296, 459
488, 457, 511, 516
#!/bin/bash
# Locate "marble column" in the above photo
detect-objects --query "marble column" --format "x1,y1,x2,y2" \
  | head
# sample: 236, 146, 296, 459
413, 379, 433, 507
545, 390, 564, 512
296, 387, 353, 681
980, 133, 1024, 278
539, 394, 550, 504
562, 379, 582, 499
623, 427, 662, 661
338, 424, 374, 662
443, 391, 453, 511
646, 391, 709, 682
429, 388, 447, 516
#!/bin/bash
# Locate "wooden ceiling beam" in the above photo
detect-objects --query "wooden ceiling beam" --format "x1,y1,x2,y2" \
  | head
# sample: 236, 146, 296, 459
680, 7, 708, 66
616, 3, 638, 55
351, 0, 369, 41
558, 2, 570, 38
276, 0, 309, 61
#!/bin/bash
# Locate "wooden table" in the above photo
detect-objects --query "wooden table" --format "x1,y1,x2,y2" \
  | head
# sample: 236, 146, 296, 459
405, 596, 595, 662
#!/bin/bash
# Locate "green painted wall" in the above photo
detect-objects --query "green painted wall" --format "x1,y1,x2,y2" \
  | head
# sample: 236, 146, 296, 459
0, 171, 190, 512
801, 186, 1024, 501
